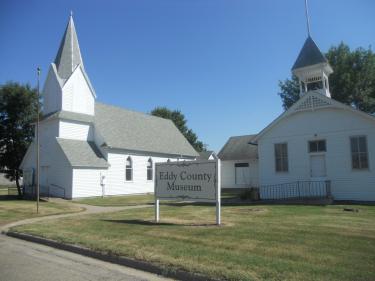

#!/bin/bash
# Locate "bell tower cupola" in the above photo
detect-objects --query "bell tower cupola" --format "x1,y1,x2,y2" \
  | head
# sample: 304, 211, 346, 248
292, 36, 333, 98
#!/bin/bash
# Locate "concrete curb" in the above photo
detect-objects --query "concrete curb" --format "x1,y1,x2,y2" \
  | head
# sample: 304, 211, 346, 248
5, 231, 220, 281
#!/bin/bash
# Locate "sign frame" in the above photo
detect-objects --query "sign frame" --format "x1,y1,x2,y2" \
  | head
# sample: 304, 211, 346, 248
154, 159, 221, 225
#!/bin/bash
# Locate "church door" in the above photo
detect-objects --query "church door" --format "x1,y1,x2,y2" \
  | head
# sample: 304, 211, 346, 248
310, 155, 326, 178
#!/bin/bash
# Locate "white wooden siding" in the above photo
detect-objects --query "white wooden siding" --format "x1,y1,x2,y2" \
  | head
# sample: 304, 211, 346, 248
62, 67, 95, 115
105, 153, 179, 196
42, 64, 62, 115
59, 121, 93, 141
21, 127, 73, 199
221, 159, 259, 188
258, 107, 375, 201
47, 159, 72, 199
72, 169, 106, 198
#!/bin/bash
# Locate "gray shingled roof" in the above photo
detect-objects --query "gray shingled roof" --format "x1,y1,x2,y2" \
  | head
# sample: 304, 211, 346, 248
42, 110, 94, 123
54, 15, 83, 80
57, 138, 108, 168
218, 134, 258, 161
292, 36, 328, 70
198, 151, 216, 160
94, 103, 199, 157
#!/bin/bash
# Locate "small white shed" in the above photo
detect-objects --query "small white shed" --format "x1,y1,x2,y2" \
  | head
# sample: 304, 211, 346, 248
218, 135, 259, 190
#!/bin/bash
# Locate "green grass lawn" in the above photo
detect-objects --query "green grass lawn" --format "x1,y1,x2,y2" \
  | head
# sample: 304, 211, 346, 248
0, 198, 84, 226
12, 204, 375, 281
73, 194, 155, 206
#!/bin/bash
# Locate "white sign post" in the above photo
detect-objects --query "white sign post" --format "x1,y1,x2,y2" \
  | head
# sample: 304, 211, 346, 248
154, 159, 221, 225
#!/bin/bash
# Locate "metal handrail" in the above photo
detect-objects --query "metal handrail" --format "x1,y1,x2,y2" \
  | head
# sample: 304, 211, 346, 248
49, 183, 66, 199
259, 180, 331, 200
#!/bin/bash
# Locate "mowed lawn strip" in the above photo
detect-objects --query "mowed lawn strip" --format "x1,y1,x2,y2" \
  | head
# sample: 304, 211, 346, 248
73, 194, 154, 206
13, 204, 375, 281
0, 199, 84, 226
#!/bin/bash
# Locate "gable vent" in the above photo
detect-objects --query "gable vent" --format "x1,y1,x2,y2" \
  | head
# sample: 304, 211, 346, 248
295, 95, 332, 112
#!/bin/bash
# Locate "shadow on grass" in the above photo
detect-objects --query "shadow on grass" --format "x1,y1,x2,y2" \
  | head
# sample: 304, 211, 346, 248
101, 219, 219, 227
0, 195, 21, 201
0, 195, 50, 202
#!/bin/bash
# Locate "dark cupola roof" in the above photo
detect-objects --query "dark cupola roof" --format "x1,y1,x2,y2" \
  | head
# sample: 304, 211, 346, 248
292, 36, 328, 70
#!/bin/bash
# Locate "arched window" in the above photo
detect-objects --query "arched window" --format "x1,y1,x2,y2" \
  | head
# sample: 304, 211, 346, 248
147, 158, 153, 180
126, 156, 133, 181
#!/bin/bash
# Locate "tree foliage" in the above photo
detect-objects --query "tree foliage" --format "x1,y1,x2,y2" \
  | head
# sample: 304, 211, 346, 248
0, 82, 38, 196
150, 107, 205, 152
278, 42, 375, 112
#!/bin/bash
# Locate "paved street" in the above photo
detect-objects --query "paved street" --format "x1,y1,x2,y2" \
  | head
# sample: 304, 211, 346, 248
0, 235, 172, 281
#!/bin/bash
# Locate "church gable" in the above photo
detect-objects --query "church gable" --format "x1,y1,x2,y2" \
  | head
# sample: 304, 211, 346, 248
255, 92, 375, 142
43, 64, 63, 115
62, 66, 95, 115
294, 93, 333, 112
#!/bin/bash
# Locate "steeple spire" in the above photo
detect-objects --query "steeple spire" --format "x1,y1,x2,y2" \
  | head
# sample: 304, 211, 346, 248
54, 13, 83, 80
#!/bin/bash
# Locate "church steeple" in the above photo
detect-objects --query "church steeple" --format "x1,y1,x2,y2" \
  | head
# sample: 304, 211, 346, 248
54, 13, 83, 80
292, 36, 333, 98
291, 1, 333, 98
42, 13, 95, 116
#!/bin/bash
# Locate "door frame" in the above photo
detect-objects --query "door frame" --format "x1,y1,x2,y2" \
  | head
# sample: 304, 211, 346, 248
309, 153, 327, 180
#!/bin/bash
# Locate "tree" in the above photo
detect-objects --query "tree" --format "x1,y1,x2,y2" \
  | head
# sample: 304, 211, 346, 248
278, 75, 300, 110
150, 107, 205, 152
278, 43, 375, 112
0, 82, 38, 197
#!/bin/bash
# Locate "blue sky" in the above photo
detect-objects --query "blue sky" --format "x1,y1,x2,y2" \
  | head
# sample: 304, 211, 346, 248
1, 0, 374, 152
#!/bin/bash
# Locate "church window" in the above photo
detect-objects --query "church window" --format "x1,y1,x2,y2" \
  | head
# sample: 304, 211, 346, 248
235, 163, 250, 185
147, 158, 153, 180
350, 136, 369, 170
309, 140, 326, 153
126, 156, 133, 181
275, 143, 288, 172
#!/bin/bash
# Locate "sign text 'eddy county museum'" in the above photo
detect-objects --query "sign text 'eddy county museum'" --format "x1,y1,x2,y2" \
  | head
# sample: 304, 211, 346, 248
155, 161, 219, 201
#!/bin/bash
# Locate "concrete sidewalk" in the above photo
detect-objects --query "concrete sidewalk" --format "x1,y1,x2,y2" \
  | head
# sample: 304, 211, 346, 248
0, 234, 172, 281
0, 200, 172, 281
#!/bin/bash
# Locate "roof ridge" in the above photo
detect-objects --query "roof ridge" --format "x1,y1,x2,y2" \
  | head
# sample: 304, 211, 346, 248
229, 134, 258, 139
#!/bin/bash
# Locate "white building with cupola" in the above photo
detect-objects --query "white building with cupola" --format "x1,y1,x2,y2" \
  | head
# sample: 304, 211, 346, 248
20, 15, 198, 199
219, 35, 375, 201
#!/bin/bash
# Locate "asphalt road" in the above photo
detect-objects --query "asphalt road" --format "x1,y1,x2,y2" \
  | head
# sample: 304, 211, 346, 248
0, 235, 173, 281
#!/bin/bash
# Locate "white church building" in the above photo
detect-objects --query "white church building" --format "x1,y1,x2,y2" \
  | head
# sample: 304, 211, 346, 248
219, 36, 375, 201
20, 15, 198, 199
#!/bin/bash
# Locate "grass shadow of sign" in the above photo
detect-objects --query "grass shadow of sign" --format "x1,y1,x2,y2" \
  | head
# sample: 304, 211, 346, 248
0, 195, 20, 201
101, 219, 219, 227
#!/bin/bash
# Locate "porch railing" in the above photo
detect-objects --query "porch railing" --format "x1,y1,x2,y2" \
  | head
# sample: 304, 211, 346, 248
259, 180, 331, 200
